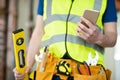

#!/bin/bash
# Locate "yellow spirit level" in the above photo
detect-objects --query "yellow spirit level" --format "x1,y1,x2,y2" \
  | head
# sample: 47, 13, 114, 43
12, 28, 28, 80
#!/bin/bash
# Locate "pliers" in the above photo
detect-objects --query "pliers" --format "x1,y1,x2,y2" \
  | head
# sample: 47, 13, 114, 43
77, 52, 99, 75
77, 61, 91, 75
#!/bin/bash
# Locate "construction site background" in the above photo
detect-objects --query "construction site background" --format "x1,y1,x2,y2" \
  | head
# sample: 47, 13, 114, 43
0, 0, 120, 80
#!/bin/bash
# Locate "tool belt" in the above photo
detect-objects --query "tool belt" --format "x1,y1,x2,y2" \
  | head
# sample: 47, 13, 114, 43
34, 57, 111, 80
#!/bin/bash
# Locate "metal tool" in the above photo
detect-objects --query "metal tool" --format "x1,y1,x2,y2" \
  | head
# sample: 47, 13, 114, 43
86, 52, 99, 66
77, 61, 91, 75
40, 46, 49, 72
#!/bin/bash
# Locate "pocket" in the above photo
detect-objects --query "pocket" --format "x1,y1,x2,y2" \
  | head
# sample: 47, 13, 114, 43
105, 69, 112, 80
36, 72, 53, 80
35, 59, 57, 80
74, 73, 106, 80
74, 65, 107, 80
36, 59, 56, 73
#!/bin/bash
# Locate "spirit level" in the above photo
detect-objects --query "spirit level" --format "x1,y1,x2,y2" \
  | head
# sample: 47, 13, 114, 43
12, 28, 28, 80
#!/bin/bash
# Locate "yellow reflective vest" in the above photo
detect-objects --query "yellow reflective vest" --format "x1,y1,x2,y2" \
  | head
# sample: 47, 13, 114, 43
40, 0, 107, 65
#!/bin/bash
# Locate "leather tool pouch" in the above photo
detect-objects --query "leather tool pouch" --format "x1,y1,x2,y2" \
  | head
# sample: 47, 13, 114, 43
35, 57, 111, 80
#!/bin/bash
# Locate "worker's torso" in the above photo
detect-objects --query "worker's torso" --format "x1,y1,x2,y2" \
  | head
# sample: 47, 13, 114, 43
40, 0, 107, 65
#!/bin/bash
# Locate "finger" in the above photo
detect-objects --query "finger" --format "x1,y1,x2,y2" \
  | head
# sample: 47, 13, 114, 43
15, 76, 25, 80
76, 26, 89, 40
14, 73, 25, 80
78, 22, 90, 33
14, 71, 24, 77
13, 68, 16, 72
81, 17, 98, 35
77, 22, 90, 37
13, 68, 25, 79
13, 69, 22, 75
13, 68, 21, 76
25, 67, 31, 74
81, 17, 94, 28
76, 31, 89, 40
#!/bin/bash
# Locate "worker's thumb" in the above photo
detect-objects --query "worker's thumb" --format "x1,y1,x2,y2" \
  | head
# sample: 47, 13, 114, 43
25, 67, 31, 74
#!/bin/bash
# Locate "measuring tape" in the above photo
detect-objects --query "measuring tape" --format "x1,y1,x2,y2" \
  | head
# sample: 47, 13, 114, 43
56, 61, 71, 76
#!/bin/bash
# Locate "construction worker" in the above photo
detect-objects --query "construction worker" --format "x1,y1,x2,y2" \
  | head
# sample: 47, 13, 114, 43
13, 0, 117, 80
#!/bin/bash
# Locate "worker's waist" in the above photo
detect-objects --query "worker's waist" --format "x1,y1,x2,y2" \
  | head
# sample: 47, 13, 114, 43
35, 57, 110, 80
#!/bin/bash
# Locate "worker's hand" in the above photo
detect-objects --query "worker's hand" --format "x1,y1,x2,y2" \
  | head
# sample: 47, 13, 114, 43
76, 17, 101, 44
13, 67, 31, 80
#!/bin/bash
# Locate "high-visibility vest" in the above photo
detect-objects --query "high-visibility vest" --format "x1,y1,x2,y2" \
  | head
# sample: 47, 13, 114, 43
40, 0, 107, 65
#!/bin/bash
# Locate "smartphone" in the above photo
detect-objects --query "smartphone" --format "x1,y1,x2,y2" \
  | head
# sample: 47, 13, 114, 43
82, 9, 99, 24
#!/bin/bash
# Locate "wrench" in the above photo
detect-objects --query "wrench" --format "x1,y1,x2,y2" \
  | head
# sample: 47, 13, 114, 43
86, 52, 99, 66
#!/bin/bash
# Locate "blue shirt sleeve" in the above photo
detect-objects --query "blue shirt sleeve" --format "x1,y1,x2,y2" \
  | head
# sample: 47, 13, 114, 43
102, 0, 117, 23
37, 0, 44, 15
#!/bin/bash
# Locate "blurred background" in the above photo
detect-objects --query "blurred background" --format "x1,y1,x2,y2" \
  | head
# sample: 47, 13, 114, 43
0, 0, 120, 80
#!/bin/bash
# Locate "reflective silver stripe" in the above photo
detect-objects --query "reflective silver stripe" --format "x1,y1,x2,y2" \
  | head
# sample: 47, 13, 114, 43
40, 34, 104, 54
44, 14, 102, 33
45, 0, 102, 26
45, 0, 80, 24
46, 0, 52, 17
45, 14, 80, 25
94, 0, 102, 11
46, 0, 102, 16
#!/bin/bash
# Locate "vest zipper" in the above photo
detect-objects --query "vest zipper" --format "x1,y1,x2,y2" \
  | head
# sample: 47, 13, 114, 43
64, 0, 74, 59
